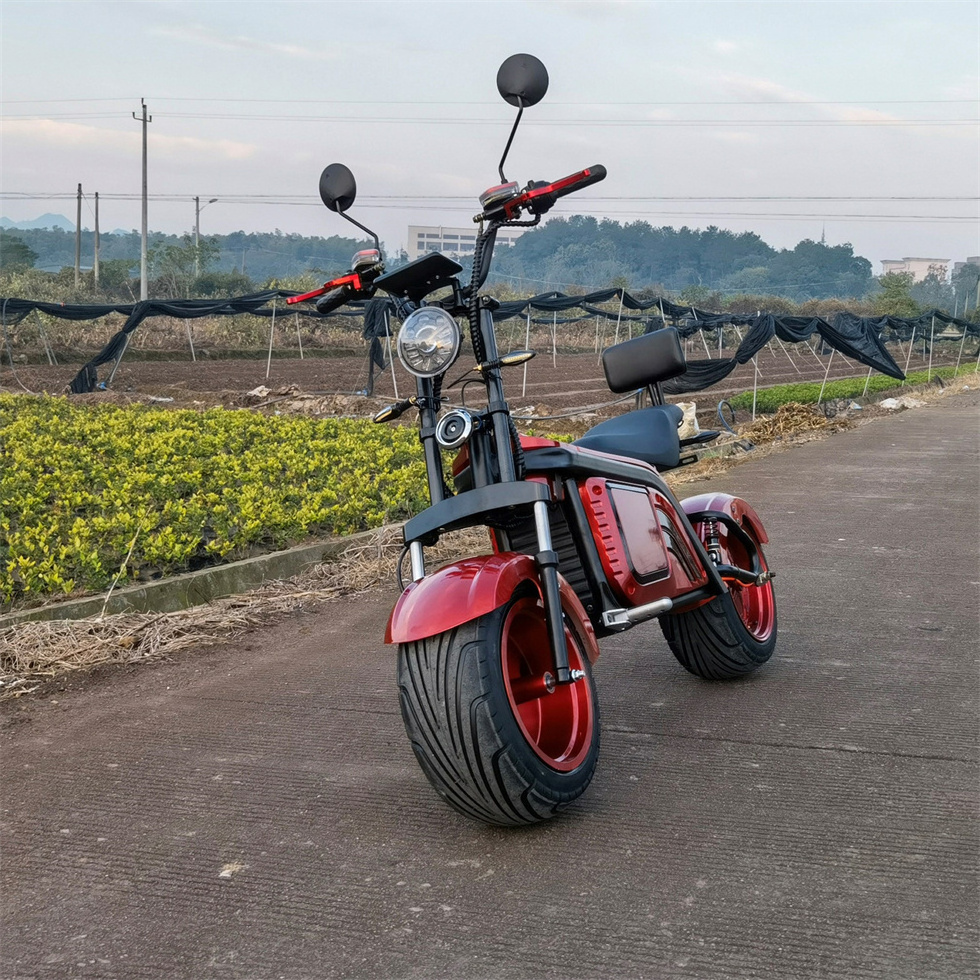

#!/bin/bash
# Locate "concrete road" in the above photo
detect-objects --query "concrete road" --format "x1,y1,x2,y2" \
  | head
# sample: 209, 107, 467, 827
3, 392, 978, 980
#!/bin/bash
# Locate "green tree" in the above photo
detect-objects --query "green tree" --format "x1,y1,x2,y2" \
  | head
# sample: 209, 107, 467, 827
909, 269, 952, 311
951, 262, 980, 316
0, 231, 38, 272
872, 272, 921, 317
150, 234, 220, 298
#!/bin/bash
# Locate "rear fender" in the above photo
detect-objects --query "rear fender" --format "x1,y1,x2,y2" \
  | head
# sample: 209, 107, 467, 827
680, 492, 770, 545
385, 551, 600, 664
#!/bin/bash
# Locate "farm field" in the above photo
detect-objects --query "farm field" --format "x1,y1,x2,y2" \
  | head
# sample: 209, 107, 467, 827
4, 327, 972, 421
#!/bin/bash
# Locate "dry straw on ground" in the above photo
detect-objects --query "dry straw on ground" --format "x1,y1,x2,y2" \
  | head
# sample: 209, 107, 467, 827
0, 526, 488, 699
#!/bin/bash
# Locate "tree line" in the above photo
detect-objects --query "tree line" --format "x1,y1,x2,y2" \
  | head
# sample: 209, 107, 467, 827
1, 218, 977, 320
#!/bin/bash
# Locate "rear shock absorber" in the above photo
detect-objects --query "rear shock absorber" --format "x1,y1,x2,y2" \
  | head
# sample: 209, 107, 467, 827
703, 516, 722, 565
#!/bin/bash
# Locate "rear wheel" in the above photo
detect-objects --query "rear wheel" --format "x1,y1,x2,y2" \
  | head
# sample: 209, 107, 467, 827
660, 523, 776, 679
397, 590, 600, 826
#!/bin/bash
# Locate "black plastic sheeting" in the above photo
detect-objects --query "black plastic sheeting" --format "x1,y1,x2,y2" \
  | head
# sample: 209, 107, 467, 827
490, 289, 979, 388
2, 288, 977, 395
361, 298, 392, 396
0, 291, 359, 393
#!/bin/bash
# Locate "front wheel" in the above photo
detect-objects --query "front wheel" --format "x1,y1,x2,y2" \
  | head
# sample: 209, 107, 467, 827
660, 524, 776, 680
397, 590, 600, 826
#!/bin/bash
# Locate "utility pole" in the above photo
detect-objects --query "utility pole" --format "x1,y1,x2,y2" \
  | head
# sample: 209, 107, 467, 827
94, 192, 100, 288
132, 99, 152, 300
194, 196, 217, 279
74, 183, 82, 287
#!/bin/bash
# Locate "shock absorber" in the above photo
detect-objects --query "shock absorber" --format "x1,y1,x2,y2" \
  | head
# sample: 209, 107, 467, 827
703, 516, 722, 565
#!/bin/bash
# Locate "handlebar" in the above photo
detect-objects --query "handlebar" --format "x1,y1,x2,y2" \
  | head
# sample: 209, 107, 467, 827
482, 164, 606, 222
314, 288, 350, 315
286, 271, 364, 307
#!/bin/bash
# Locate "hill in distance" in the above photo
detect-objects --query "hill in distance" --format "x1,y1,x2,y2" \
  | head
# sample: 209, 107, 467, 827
1, 213, 75, 232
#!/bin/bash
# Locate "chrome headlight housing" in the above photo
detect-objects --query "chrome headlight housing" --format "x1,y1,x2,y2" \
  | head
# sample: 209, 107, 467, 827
396, 307, 462, 378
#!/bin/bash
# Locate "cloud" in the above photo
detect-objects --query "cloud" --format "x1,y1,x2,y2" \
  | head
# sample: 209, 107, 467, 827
2, 119, 257, 161
689, 71, 904, 124
712, 40, 738, 55
151, 22, 329, 60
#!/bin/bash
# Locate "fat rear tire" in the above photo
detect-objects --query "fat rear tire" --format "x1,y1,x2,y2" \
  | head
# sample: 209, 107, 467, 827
659, 590, 776, 679
660, 527, 777, 680
397, 592, 600, 826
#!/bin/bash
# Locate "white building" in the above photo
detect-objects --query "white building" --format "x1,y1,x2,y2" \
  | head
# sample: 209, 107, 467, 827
879, 257, 950, 282
408, 225, 524, 262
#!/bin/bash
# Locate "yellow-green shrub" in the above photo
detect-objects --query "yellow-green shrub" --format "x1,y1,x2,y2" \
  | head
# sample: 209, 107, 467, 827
0, 395, 428, 603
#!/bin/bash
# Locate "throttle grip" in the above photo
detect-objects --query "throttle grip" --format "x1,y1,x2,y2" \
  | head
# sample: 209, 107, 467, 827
315, 288, 349, 315
551, 164, 607, 199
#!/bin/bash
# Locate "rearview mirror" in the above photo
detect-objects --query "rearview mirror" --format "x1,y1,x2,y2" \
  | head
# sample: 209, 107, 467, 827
496, 54, 549, 108
319, 163, 357, 213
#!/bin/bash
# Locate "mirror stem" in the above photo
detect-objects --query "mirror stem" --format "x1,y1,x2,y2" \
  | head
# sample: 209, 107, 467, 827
498, 104, 524, 183
340, 211, 381, 254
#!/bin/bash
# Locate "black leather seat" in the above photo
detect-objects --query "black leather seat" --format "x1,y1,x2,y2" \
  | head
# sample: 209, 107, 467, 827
573, 405, 683, 470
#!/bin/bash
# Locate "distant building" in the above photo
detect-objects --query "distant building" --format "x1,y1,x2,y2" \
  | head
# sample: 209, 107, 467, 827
408, 225, 523, 262
952, 256, 980, 276
879, 257, 949, 282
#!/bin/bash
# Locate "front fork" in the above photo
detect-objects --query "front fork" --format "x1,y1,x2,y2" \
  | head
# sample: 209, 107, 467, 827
532, 500, 575, 684
408, 304, 574, 684
405, 500, 575, 684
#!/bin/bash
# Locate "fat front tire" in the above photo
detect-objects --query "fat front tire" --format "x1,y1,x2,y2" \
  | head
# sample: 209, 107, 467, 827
660, 533, 777, 680
397, 592, 600, 826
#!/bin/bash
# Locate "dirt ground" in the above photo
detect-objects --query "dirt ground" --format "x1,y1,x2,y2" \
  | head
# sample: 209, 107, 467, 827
4, 333, 974, 434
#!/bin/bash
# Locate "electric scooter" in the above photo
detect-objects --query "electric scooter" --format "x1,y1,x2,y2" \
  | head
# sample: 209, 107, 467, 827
289, 54, 776, 826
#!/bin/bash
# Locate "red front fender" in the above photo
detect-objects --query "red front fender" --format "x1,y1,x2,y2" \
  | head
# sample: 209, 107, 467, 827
385, 552, 600, 664
680, 492, 770, 545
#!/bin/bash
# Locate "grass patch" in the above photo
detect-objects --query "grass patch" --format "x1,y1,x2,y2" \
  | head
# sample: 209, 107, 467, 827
727, 364, 977, 414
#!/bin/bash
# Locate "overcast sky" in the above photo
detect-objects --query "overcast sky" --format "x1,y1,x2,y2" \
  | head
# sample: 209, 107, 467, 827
2, 0, 977, 282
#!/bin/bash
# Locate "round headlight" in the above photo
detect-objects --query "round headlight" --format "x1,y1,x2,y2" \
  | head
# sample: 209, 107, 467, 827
396, 307, 462, 378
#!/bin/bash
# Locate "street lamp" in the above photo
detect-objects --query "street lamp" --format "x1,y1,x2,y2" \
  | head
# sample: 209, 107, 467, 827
194, 196, 218, 278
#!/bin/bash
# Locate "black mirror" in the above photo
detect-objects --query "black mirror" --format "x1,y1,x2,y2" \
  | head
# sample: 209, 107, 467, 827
496, 54, 549, 108
319, 163, 357, 213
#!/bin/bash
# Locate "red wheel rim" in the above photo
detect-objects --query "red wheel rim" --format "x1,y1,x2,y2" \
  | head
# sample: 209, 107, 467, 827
501, 597, 595, 772
720, 529, 776, 643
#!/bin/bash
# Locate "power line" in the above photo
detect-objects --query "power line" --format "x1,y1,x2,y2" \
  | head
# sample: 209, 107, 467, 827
4, 111, 974, 127
4, 191, 975, 203
4, 96, 976, 106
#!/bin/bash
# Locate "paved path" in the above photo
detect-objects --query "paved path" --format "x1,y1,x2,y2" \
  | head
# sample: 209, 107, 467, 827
3, 392, 978, 980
